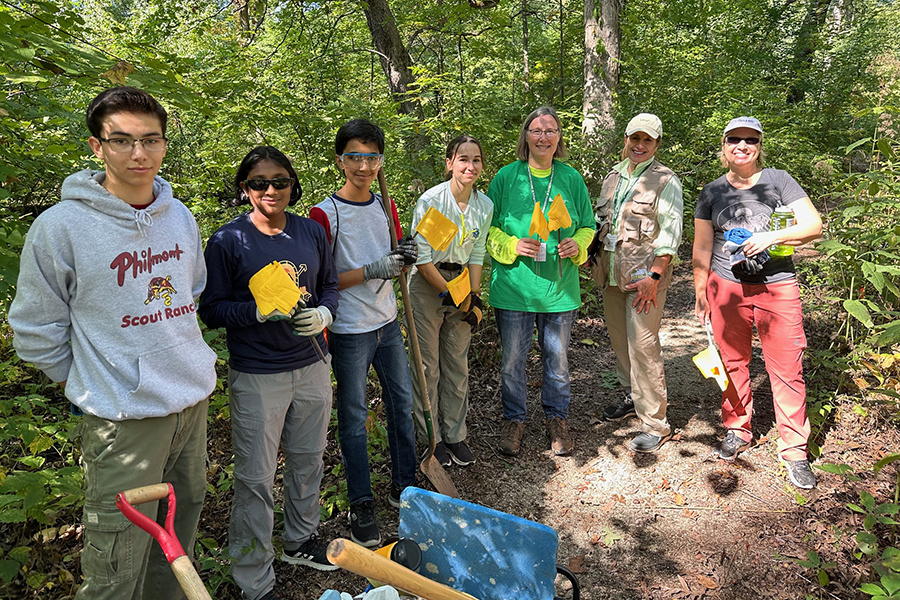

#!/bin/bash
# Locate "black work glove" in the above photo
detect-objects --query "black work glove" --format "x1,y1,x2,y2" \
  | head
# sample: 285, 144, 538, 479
396, 235, 418, 266
458, 293, 484, 329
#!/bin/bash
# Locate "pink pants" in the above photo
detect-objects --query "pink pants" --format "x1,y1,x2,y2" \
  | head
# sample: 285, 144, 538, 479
707, 272, 810, 461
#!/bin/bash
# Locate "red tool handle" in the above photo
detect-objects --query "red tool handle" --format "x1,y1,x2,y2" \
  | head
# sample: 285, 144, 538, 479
116, 483, 186, 563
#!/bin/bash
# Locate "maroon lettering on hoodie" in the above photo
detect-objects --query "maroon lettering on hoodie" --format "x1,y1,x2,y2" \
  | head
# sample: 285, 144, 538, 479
109, 244, 185, 286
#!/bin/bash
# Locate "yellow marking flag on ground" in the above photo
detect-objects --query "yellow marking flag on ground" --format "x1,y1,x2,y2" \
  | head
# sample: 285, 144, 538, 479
446, 267, 471, 306
248, 261, 301, 315
547, 194, 571, 231
415, 207, 459, 252
529, 201, 550, 241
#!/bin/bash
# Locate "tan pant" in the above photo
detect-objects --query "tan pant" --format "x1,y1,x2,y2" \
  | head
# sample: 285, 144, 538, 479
603, 285, 670, 436
408, 269, 472, 446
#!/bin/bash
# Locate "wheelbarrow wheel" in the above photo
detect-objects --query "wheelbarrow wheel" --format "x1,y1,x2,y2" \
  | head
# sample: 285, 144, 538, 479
555, 564, 581, 600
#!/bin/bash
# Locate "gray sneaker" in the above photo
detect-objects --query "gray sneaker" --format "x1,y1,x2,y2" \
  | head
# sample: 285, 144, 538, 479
784, 460, 817, 489
629, 431, 672, 453
717, 431, 750, 461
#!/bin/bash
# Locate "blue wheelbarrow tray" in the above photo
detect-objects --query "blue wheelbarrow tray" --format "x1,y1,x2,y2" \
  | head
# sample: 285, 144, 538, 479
398, 487, 561, 600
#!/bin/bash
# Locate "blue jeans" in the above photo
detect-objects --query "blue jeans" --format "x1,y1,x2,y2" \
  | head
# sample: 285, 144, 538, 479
330, 319, 417, 505
495, 308, 576, 422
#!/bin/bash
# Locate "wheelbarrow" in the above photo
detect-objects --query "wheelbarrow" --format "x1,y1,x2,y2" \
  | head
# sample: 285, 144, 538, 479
326, 487, 579, 600
116, 482, 212, 600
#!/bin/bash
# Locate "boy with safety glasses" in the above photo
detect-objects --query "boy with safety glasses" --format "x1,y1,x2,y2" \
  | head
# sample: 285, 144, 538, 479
9, 87, 217, 599
310, 118, 418, 548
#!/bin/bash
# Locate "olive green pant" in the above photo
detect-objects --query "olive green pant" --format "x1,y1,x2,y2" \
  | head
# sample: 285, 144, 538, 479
408, 269, 472, 446
75, 400, 208, 600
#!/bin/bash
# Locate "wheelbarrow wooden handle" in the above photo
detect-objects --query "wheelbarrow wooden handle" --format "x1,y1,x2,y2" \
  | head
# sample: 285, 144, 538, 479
327, 538, 479, 600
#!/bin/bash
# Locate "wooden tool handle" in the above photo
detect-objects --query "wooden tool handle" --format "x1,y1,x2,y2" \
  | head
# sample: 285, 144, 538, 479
327, 538, 479, 600
120, 483, 170, 505
171, 555, 212, 600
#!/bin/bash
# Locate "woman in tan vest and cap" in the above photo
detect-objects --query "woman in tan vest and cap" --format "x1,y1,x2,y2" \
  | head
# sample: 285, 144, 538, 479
590, 113, 684, 452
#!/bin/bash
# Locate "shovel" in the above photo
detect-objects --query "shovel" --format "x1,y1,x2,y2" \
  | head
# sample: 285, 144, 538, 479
377, 170, 458, 499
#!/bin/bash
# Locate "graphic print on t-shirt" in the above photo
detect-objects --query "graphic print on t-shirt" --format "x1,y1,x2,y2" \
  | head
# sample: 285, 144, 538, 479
714, 199, 772, 234
279, 260, 312, 304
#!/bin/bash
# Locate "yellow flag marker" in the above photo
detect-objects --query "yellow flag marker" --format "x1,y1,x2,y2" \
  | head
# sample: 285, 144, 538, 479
248, 261, 302, 316
692, 324, 730, 391
446, 267, 471, 307
529, 201, 550, 241
547, 194, 571, 231
415, 207, 459, 252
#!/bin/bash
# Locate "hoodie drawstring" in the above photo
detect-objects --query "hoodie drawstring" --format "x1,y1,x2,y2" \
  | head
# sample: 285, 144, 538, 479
134, 210, 153, 237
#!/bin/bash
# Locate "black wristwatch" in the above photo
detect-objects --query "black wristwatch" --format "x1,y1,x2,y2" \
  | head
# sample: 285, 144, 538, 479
649, 271, 661, 281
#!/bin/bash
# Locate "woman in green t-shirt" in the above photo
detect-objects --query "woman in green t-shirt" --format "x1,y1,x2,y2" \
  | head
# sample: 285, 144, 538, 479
485, 106, 595, 458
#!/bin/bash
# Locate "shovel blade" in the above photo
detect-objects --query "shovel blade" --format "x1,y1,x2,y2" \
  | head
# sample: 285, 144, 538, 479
420, 456, 458, 498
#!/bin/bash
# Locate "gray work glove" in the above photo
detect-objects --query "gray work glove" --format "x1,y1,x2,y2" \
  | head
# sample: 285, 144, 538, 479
291, 305, 333, 336
363, 251, 404, 281
255, 306, 295, 323
396, 235, 418, 266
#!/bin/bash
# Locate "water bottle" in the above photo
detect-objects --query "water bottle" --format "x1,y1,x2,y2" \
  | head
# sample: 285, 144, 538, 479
769, 206, 795, 257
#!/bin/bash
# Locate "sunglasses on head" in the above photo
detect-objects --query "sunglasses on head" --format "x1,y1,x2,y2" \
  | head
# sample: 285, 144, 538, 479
243, 177, 293, 191
725, 136, 760, 146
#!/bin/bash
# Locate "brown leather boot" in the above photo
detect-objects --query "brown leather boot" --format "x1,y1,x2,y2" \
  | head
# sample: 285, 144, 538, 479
499, 420, 525, 456
547, 417, 574, 456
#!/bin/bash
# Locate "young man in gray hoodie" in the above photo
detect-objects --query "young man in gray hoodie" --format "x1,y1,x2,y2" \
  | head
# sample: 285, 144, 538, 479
8, 87, 217, 600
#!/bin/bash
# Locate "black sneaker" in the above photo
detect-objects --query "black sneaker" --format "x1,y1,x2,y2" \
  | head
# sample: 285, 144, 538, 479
349, 501, 381, 547
389, 484, 403, 508
784, 459, 817, 489
629, 432, 672, 453
280, 534, 338, 571
603, 393, 636, 422
717, 431, 750, 461
430, 442, 452, 468
445, 440, 476, 466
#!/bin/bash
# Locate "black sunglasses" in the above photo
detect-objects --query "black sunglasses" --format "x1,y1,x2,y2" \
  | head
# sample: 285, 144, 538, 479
243, 177, 293, 191
724, 136, 760, 146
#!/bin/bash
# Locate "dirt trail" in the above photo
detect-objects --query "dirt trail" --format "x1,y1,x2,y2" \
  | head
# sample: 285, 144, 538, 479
251, 257, 893, 599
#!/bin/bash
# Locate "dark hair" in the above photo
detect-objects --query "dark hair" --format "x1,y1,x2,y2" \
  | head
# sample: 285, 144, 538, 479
445, 134, 484, 180
335, 118, 385, 155
86, 87, 168, 138
515, 106, 567, 162
233, 146, 302, 207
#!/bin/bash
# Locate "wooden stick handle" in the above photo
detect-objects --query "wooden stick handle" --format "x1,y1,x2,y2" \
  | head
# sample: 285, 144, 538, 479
327, 538, 479, 600
120, 483, 170, 505
170, 555, 212, 600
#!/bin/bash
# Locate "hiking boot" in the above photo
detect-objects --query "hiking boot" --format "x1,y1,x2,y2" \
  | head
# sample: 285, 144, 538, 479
547, 417, 574, 456
499, 420, 525, 456
349, 501, 381, 547
446, 440, 476, 466
784, 459, 817, 489
603, 392, 636, 422
431, 441, 452, 468
629, 431, 672, 453
280, 533, 338, 571
717, 431, 750, 461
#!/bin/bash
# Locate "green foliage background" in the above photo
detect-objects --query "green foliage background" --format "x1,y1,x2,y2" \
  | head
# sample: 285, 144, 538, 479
2, 0, 900, 597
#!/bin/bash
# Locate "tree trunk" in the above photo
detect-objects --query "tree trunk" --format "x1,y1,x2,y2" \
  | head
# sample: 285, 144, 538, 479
362, 0, 424, 120
581, 0, 621, 189
522, 0, 530, 95
786, 0, 832, 104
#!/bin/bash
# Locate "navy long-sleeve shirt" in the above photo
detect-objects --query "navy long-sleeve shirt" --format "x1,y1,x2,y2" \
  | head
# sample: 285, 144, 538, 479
199, 212, 339, 373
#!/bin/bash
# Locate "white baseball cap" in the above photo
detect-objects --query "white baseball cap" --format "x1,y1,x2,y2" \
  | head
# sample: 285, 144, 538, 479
625, 113, 663, 139
723, 116, 763, 136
